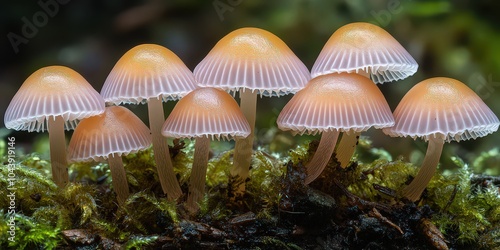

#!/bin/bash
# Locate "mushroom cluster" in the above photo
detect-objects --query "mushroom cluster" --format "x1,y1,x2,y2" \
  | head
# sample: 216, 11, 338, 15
194, 27, 310, 194
100, 44, 197, 200
4, 23, 499, 208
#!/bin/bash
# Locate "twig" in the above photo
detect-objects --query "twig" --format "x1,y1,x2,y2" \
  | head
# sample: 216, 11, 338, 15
333, 179, 391, 213
373, 184, 398, 198
471, 174, 500, 186
442, 185, 458, 212
419, 218, 449, 250
369, 208, 403, 235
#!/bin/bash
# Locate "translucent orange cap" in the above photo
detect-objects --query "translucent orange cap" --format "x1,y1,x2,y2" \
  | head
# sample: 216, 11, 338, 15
312, 22, 418, 83
68, 106, 152, 162
162, 87, 250, 140
194, 27, 310, 97
4, 66, 105, 132
101, 44, 197, 104
383, 77, 499, 142
277, 73, 394, 135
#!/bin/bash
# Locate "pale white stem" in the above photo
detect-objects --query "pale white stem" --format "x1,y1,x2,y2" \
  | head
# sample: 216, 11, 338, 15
108, 153, 130, 205
186, 137, 211, 213
48, 116, 69, 187
148, 98, 182, 200
402, 136, 445, 202
335, 131, 361, 168
231, 90, 257, 193
305, 130, 340, 184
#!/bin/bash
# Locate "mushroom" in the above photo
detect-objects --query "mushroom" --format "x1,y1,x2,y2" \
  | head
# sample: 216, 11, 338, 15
383, 77, 499, 201
67, 106, 152, 205
277, 73, 394, 184
161, 87, 250, 213
4, 66, 105, 187
101, 44, 197, 200
311, 22, 418, 168
194, 27, 310, 193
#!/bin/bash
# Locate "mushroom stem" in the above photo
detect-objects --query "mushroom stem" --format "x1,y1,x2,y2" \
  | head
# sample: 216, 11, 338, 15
148, 97, 182, 200
305, 130, 340, 184
333, 69, 370, 169
108, 153, 130, 205
335, 131, 361, 168
48, 116, 69, 187
402, 136, 445, 201
231, 89, 257, 193
186, 136, 211, 213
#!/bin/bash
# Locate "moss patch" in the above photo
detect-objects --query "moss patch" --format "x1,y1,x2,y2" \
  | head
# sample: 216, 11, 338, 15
0, 138, 499, 249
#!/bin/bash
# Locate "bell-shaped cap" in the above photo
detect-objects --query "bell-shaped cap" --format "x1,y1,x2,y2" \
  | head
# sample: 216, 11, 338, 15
162, 87, 250, 140
312, 22, 418, 83
4, 66, 105, 132
68, 106, 152, 162
277, 73, 394, 135
101, 44, 197, 104
383, 77, 500, 142
194, 27, 310, 97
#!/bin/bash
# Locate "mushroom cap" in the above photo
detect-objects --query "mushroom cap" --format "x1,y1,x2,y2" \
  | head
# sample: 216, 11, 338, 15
311, 22, 418, 83
4, 66, 105, 132
194, 27, 310, 97
383, 77, 500, 142
68, 106, 152, 162
277, 73, 394, 135
101, 44, 197, 105
162, 87, 250, 140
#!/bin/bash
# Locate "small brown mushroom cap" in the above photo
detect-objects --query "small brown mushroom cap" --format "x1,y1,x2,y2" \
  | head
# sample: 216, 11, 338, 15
68, 106, 152, 162
194, 27, 310, 97
312, 22, 418, 83
383, 77, 500, 142
278, 73, 394, 135
162, 87, 250, 140
101, 44, 197, 104
4, 66, 105, 132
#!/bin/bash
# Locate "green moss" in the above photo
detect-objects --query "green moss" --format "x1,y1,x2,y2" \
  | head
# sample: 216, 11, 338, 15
1, 212, 61, 250
261, 236, 302, 250
119, 191, 179, 228
1, 135, 499, 249
123, 235, 159, 250
346, 159, 416, 200
206, 150, 232, 188
171, 140, 194, 186
246, 150, 286, 220
428, 157, 500, 246
288, 140, 311, 165
70, 162, 108, 183
90, 218, 129, 241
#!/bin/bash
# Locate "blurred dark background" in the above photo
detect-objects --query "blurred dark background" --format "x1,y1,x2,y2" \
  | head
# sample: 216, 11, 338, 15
1, 0, 499, 169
